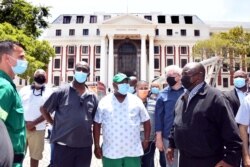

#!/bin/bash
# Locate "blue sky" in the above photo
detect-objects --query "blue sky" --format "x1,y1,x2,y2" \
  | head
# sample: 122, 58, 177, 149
28, 0, 250, 23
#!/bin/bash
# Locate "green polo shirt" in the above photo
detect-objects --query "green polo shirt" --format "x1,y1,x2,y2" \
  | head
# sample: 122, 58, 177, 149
0, 70, 26, 166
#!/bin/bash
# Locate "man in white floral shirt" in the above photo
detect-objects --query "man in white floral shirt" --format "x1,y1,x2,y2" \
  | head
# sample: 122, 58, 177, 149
93, 73, 151, 167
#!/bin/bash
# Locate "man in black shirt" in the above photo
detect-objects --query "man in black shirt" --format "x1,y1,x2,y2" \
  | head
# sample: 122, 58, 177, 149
167, 62, 242, 167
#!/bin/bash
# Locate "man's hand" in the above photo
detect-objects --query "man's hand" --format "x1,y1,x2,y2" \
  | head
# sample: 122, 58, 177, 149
94, 146, 102, 159
25, 121, 36, 131
243, 155, 250, 167
142, 141, 149, 150
166, 148, 175, 164
215, 160, 233, 167
155, 137, 164, 151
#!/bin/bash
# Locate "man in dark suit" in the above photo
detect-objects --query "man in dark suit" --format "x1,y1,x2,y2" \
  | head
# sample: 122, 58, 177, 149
223, 70, 248, 167
223, 70, 248, 117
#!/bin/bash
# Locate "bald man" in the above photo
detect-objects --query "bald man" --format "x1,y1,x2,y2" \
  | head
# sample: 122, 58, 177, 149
19, 69, 53, 167
167, 62, 242, 167
223, 70, 249, 116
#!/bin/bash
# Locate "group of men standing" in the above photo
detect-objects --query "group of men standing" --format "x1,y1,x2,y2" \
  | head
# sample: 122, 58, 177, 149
0, 39, 249, 167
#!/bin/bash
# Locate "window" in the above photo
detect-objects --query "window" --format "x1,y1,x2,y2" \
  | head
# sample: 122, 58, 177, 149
68, 46, 75, 54
96, 58, 100, 69
54, 59, 60, 69
104, 15, 111, 20
167, 29, 172, 36
144, 15, 152, 21
154, 58, 160, 69
19, 79, 22, 85
95, 76, 100, 82
194, 30, 200, 36
83, 29, 89, 36
154, 46, 160, 55
82, 46, 89, 54
63, 16, 71, 24
181, 29, 186, 36
166, 59, 174, 66
67, 57, 74, 69
184, 16, 193, 24
158, 15, 166, 23
53, 76, 60, 86
76, 16, 84, 23
55, 29, 61, 36
155, 29, 159, 36
180, 46, 188, 55
55, 46, 61, 54
82, 58, 88, 63
67, 76, 74, 82
90, 15, 97, 23
166, 46, 174, 55
223, 63, 228, 72
171, 16, 179, 24
95, 46, 101, 54
96, 29, 100, 36
235, 62, 240, 71
69, 29, 75, 36
223, 78, 229, 88
180, 59, 187, 68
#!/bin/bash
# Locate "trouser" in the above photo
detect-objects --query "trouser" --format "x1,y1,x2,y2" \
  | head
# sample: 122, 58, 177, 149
141, 141, 156, 167
53, 143, 92, 167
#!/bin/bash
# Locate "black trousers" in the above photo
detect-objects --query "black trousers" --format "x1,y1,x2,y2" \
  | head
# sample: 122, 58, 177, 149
54, 143, 92, 167
141, 141, 156, 167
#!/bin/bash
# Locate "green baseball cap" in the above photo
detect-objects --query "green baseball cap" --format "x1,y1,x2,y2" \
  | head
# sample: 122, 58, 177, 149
113, 73, 129, 83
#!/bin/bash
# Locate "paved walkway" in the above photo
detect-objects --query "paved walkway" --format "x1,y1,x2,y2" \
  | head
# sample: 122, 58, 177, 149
23, 139, 162, 167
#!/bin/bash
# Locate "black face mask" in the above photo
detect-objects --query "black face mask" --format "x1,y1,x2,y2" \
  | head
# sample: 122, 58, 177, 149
181, 75, 192, 90
34, 75, 46, 85
167, 77, 177, 87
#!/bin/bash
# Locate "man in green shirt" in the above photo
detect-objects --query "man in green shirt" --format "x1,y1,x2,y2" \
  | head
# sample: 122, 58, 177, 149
0, 40, 28, 167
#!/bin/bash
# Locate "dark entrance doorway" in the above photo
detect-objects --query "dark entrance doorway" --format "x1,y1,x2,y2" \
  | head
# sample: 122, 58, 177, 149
115, 42, 139, 78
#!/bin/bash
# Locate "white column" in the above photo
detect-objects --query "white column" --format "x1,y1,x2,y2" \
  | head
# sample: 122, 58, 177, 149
89, 44, 94, 82
100, 36, 107, 85
161, 44, 165, 75
149, 36, 155, 82
140, 35, 147, 81
61, 45, 67, 83
175, 45, 179, 66
47, 57, 53, 85
76, 44, 80, 63
108, 35, 114, 90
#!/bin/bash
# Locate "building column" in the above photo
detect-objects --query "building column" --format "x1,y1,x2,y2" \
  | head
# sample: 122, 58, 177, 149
100, 36, 107, 86
108, 35, 114, 90
140, 35, 147, 81
89, 44, 95, 82
61, 45, 67, 83
47, 57, 53, 85
161, 44, 165, 75
149, 36, 155, 82
175, 45, 179, 66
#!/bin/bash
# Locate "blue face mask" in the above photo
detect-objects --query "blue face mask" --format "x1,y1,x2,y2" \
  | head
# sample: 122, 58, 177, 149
128, 86, 135, 93
12, 59, 28, 75
74, 71, 88, 83
117, 83, 129, 95
151, 87, 159, 94
234, 77, 246, 88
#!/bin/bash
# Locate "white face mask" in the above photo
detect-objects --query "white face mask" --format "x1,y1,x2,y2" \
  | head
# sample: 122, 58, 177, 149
128, 86, 135, 93
74, 71, 88, 83
234, 77, 246, 88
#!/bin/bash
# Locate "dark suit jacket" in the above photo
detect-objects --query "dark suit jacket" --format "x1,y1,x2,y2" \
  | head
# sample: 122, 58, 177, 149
223, 89, 240, 117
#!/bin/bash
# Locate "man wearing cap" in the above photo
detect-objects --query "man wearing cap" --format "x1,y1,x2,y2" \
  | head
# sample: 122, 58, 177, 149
93, 73, 151, 167
40, 61, 98, 167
